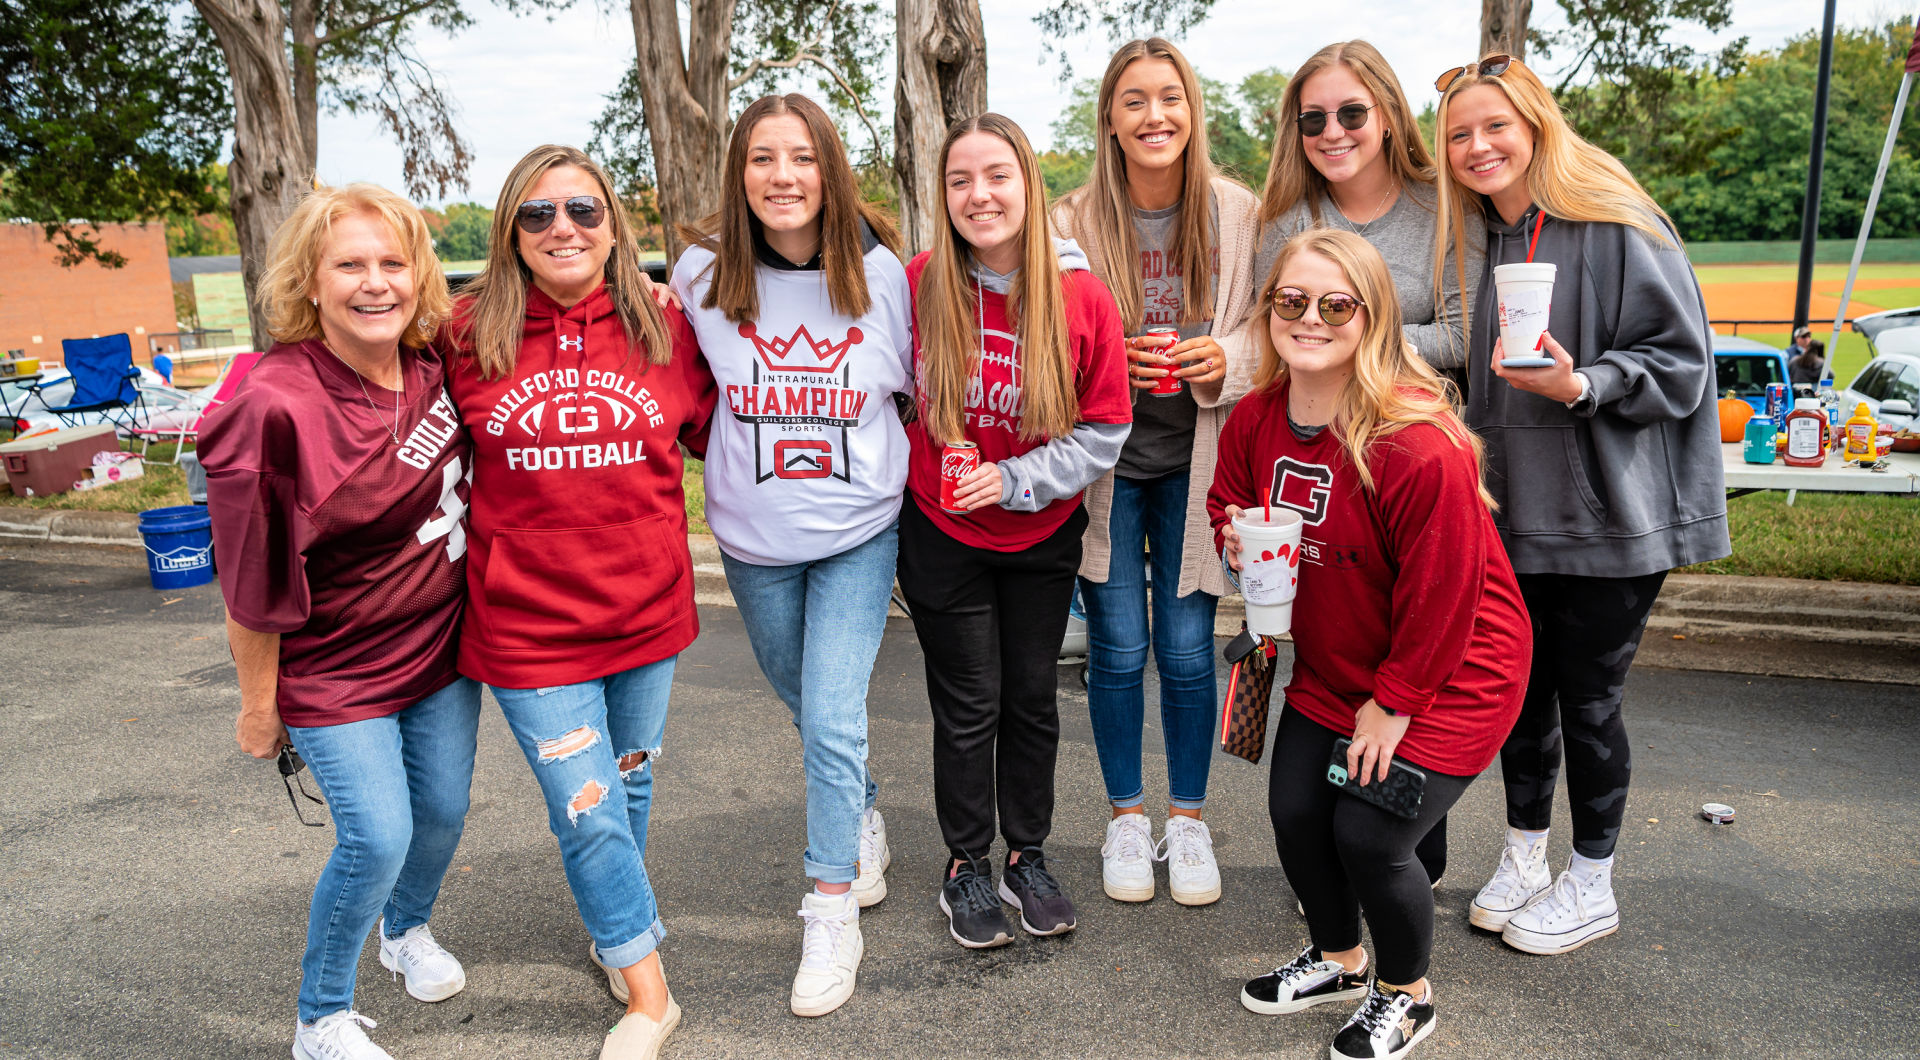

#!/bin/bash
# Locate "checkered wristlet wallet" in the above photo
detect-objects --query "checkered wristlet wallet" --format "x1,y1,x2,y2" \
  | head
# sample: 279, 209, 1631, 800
1219, 623, 1278, 764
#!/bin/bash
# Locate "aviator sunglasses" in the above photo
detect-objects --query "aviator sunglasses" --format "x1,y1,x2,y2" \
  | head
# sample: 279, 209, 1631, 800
1271, 287, 1367, 327
514, 195, 607, 234
1435, 54, 1515, 93
1296, 103, 1375, 138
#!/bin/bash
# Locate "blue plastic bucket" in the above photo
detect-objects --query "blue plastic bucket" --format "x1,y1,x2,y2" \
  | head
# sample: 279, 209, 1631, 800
139, 505, 214, 590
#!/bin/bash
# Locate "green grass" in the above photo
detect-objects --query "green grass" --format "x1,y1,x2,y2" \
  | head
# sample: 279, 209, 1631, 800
0, 443, 192, 512
1722, 329, 1873, 390
683, 460, 707, 536
1684, 491, 1920, 584
1687, 239, 1920, 266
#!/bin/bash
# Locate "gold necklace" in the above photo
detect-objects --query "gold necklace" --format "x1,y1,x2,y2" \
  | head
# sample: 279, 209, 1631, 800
1335, 180, 1397, 237
321, 342, 406, 446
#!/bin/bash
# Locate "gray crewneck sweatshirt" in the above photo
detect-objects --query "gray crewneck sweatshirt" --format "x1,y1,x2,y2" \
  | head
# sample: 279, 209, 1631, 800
969, 238, 1131, 511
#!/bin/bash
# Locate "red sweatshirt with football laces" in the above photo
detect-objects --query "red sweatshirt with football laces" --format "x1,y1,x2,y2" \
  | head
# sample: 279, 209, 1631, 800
1205, 381, 1531, 776
447, 283, 717, 689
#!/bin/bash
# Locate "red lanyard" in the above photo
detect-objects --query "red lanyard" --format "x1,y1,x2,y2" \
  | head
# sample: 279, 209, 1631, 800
1526, 210, 1546, 263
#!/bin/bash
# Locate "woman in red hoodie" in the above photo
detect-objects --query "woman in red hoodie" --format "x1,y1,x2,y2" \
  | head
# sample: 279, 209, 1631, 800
446, 145, 715, 1060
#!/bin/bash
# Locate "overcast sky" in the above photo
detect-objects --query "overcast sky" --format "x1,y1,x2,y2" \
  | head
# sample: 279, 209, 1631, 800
311, 0, 1898, 208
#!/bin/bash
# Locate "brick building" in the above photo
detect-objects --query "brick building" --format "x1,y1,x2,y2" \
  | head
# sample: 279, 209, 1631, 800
0, 222, 177, 364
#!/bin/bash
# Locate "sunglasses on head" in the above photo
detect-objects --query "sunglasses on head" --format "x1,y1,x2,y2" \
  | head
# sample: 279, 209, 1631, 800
1435, 54, 1514, 94
1271, 287, 1366, 327
1297, 103, 1375, 139
514, 195, 607, 234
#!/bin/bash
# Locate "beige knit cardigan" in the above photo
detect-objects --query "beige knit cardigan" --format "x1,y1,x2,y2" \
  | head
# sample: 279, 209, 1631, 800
1052, 177, 1262, 599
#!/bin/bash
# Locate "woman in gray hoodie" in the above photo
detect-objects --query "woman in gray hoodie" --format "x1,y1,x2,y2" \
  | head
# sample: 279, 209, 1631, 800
1433, 55, 1731, 957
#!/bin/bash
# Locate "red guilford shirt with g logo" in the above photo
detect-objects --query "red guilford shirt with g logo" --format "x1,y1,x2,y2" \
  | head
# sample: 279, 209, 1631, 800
1205, 380, 1533, 777
199, 339, 473, 728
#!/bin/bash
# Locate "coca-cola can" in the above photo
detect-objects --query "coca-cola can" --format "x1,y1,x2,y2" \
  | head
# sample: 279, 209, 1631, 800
1145, 326, 1183, 396
939, 441, 979, 514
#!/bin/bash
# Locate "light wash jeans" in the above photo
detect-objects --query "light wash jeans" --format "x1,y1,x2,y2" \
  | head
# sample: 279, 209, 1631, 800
1079, 470, 1218, 810
491, 656, 674, 968
286, 677, 482, 1023
719, 522, 895, 883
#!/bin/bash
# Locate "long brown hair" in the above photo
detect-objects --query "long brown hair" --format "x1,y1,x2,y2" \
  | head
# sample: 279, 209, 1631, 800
452, 145, 669, 379
916, 114, 1077, 445
1258, 41, 1436, 228
1254, 229, 1493, 506
679, 93, 902, 325
1059, 37, 1222, 330
1434, 56, 1675, 315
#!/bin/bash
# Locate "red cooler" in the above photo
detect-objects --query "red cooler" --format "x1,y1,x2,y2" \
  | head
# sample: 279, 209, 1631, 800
1, 425, 120, 497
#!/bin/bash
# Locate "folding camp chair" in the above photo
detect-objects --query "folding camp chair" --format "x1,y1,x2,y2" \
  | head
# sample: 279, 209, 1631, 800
33, 335, 149, 433
131, 351, 264, 463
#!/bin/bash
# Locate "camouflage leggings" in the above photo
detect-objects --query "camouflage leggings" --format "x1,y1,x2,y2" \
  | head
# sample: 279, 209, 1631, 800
1501, 571, 1667, 860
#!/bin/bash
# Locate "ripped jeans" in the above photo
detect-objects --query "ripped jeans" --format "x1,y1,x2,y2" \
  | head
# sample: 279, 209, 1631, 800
491, 655, 674, 969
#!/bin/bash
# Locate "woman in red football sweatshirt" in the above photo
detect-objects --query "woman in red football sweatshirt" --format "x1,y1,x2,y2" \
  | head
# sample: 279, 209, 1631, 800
1206, 229, 1528, 1060
446, 145, 715, 1060
901, 113, 1132, 949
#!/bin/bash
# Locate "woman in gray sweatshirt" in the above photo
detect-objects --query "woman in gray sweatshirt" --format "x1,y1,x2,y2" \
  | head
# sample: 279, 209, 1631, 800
1435, 55, 1730, 957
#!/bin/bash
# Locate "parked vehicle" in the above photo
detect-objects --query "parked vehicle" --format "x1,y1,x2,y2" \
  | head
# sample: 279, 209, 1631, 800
1712, 334, 1791, 414
11, 366, 209, 438
1845, 308, 1920, 429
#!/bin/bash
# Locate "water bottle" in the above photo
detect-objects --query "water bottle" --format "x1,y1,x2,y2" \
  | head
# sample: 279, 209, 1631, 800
1818, 376, 1839, 431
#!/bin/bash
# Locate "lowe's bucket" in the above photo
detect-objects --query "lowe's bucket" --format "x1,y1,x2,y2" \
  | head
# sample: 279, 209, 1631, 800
139, 505, 214, 590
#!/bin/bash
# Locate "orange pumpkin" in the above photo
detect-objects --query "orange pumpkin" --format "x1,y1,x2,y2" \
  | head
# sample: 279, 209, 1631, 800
1718, 396, 1753, 442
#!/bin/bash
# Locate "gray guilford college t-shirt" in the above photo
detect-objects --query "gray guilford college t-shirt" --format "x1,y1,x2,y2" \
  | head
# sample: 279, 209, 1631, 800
1118, 200, 1218, 480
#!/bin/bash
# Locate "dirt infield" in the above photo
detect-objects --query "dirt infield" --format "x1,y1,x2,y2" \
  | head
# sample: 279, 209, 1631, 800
1695, 262, 1920, 322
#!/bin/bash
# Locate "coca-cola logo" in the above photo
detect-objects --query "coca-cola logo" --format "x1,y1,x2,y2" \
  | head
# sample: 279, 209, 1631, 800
941, 451, 975, 479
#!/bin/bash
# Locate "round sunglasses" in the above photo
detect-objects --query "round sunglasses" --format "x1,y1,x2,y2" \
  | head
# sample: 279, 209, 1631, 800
1296, 103, 1375, 139
514, 195, 607, 234
1271, 287, 1367, 327
1435, 54, 1514, 94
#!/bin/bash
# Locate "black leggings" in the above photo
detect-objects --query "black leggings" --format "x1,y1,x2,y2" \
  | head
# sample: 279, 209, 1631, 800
1501, 571, 1665, 860
1268, 708, 1473, 986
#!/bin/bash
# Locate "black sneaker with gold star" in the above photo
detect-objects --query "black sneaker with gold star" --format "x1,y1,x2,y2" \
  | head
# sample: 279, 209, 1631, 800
1331, 982, 1436, 1060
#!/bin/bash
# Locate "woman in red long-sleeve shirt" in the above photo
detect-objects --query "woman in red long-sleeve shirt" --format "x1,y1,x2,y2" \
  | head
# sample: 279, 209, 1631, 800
1206, 229, 1528, 1060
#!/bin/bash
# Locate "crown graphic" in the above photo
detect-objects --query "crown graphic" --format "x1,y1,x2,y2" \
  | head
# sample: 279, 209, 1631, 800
739, 321, 864, 374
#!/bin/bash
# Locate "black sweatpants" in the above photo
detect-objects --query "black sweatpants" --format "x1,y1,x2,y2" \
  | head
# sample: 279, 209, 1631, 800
897, 495, 1087, 862
1501, 571, 1666, 860
1268, 708, 1473, 986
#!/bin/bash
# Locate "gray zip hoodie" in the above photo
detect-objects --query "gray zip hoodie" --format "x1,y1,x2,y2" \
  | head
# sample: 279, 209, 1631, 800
1467, 205, 1731, 577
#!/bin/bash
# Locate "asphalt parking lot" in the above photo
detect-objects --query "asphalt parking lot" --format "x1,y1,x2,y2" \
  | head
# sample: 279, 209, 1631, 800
1, 542, 1916, 1058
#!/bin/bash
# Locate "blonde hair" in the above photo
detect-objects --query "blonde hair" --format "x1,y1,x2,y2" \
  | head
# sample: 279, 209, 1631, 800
1434, 57, 1675, 310
1059, 38, 1223, 330
451, 145, 670, 380
680, 93, 903, 325
1259, 41, 1436, 228
260, 182, 448, 348
1254, 229, 1493, 506
916, 113, 1078, 445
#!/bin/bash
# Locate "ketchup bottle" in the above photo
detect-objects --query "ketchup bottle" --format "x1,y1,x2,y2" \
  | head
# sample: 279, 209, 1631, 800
1783, 397, 1829, 468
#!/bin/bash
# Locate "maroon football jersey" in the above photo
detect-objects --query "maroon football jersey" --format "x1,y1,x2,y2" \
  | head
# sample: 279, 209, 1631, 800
199, 339, 472, 728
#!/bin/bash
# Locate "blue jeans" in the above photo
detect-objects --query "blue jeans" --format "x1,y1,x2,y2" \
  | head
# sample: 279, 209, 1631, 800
1080, 470, 1218, 809
492, 657, 675, 968
720, 523, 894, 883
287, 677, 482, 1023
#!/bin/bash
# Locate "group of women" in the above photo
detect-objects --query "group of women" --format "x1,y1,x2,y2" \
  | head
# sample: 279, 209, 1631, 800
202, 35, 1728, 1060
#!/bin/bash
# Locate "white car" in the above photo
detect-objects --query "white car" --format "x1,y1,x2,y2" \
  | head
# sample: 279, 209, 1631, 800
8, 366, 209, 438
1845, 308, 1920, 429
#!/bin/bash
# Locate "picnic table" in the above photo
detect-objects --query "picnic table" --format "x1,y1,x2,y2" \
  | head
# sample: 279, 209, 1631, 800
1721, 441, 1920, 501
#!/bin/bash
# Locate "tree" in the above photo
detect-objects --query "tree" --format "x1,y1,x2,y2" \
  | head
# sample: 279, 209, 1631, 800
894, 0, 986, 251
1031, 0, 1217, 82
1481, 0, 1530, 61
166, 165, 241, 257
0, 0, 229, 267
432, 202, 493, 262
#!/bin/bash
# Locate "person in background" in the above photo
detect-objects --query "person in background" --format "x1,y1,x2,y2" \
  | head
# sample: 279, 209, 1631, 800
1789, 337, 1826, 387
1784, 325, 1812, 360
672, 92, 912, 1018
901, 112, 1132, 949
202, 182, 478, 1060
1436, 54, 1730, 956
1052, 36, 1260, 909
447, 144, 715, 1060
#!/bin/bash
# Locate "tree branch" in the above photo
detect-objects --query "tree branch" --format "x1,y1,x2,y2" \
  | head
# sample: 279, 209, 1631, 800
317, 0, 444, 47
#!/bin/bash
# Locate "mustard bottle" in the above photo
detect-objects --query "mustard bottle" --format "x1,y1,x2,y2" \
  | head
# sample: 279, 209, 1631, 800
1844, 402, 1879, 464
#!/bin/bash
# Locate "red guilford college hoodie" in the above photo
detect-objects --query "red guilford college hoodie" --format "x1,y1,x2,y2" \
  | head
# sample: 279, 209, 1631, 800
447, 283, 718, 689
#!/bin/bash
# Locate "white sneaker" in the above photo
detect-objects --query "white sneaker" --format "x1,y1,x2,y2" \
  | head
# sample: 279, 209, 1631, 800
1502, 865, 1620, 954
1468, 832, 1551, 931
293, 1010, 391, 1060
1100, 812, 1156, 902
850, 806, 891, 908
376, 920, 466, 1003
789, 890, 863, 1017
1156, 816, 1221, 906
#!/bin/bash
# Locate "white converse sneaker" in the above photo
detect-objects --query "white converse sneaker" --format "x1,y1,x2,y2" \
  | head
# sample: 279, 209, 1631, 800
850, 806, 891, 908
1100, 812, 1156, 902
1468, 832, 1551, 932
789, 890, 863, 1017
1157, 815, 1221, 906
1502, 865, 1620, 954
293, 1010, 392, 1060
376, 920, 466, 1002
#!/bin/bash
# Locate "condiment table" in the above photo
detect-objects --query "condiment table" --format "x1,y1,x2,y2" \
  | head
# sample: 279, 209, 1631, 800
1720, 441, 1920, 501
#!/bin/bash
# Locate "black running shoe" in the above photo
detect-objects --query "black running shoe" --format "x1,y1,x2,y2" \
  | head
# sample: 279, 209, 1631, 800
1331, 983, 1436, 1060
997, 847, 1077, 936
1240, 945, 1369, 1015
939, 858, 1015, 949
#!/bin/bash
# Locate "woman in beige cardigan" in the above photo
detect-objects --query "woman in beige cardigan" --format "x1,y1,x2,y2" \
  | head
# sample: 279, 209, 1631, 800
1052, 37, 1261, 910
